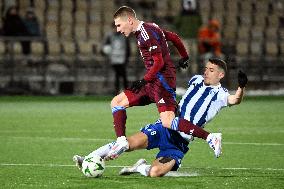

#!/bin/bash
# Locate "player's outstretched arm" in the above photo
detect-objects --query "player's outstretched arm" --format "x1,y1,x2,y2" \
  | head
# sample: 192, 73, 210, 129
228, 71, 248, 106
163, 30, 189, 69
163, 30, 188, 57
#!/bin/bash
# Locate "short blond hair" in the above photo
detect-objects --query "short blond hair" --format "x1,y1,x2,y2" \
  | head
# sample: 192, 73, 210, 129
113, 6, 136, 19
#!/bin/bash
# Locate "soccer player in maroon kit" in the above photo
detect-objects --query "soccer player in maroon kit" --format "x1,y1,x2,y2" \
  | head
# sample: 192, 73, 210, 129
106, 6, 213, 159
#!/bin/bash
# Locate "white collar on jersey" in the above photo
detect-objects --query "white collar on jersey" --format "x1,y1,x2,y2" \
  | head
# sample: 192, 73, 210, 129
136, 21, 144, 31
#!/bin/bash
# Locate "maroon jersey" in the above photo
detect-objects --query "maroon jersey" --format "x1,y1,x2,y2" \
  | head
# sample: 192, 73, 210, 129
135, 22, 176, 87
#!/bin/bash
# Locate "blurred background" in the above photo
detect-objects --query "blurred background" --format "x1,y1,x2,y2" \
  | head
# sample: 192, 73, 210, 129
0, 0, 283, 95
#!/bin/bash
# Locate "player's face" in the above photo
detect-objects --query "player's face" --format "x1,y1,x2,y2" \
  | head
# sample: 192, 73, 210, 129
114, 17, 132, 37
203, 62, 224, 86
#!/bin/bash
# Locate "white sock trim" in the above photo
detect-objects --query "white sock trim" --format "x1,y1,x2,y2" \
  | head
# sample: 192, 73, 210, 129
136, 164, 151, 176
87, 142, 115, 158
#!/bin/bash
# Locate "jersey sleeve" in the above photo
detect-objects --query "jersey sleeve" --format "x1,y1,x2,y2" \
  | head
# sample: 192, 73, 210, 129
143, 52, 164, 81
163, 29, 188, 58
218, 89, 230, 107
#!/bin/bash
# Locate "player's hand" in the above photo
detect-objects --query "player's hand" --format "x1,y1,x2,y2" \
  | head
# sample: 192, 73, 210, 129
178, 56, 190, 69
129, 79, 147, 93
238, 70, 248, 88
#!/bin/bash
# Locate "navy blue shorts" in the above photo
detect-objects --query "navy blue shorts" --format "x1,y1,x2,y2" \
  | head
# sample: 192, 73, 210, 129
140, 120, 189, 171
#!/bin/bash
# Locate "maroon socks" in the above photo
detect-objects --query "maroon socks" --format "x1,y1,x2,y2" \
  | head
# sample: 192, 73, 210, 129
177, 118, 209, 140
112, 106, 127, 137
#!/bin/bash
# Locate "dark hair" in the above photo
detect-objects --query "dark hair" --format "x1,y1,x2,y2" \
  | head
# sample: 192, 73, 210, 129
5, 5, 18, 18
209, 58, 227, 73
113, 6, 136, 19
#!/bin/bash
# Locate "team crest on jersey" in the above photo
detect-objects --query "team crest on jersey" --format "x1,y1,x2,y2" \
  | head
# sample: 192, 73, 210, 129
210, 90, 216, 95
222, 87, 228, 92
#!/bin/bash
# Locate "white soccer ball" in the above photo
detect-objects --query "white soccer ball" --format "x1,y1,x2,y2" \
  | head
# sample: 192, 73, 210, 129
102, 45, 112, 55
81, 155, 105, 178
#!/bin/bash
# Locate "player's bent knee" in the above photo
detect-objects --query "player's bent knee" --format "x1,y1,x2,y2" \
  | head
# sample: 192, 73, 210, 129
110, 97, 118, 108
160, 112, 175, 129
111, 95, 123, 108
149, 166, 165, 177
110, 93, 129, 108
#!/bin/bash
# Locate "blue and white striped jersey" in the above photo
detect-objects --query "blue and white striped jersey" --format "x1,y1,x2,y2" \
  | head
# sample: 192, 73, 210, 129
179, 75, 230, 127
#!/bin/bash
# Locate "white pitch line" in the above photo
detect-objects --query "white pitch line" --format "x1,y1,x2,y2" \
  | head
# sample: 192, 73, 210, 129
6, 136, 113, 142
165, 171, 199, 177
0, 163, 75, 167
0, 163, 284, 171
223, 142, 284, 146
217, 167, 284, 171
2, 136, 284, 146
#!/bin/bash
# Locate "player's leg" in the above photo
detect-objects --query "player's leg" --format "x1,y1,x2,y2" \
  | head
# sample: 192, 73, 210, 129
111, 91, 130, 137
127, 132, 148, 151
157, 100, 210, 141
87, 142, 116, 158
120, 122, 186, 177
105, 132, 149, 160
119, 122, 164, 175
108, 91, 131, 159
148, 157, 176, 177
112, 133, 149, 175
74, 132, 149, 169
157, 95, 221, 157
172, 118, 222, 158
119, 158, 149, 176
159, 110, 175, 128
158, 103, 219, 156
173, 118, 209, 140
108, 89, 150, 159
119, 157, 175, 177
88, 132, 148, 158
155, 80, 214, 142
110, 89, 147, 137
73, 142, 116, 170
157, 91, 222, 157
155, 72, 219, 151
146, 126, 187, 177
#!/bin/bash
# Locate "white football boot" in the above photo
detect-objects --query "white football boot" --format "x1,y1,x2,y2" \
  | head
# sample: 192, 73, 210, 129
119, 159, 147, 175
105, 136, 129, 161
206, 133, 222, 158
73, 155, 84, 170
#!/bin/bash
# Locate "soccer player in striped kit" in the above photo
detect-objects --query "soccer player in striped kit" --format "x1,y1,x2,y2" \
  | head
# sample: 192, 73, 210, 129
107, 6, 219, 159
73, 58, 248, 177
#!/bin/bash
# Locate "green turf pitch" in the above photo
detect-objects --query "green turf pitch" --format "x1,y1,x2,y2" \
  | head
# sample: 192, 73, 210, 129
0, 96, 283, 189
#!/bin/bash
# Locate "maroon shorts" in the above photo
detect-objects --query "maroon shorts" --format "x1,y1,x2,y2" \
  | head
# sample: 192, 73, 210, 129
125, 79, 177, 113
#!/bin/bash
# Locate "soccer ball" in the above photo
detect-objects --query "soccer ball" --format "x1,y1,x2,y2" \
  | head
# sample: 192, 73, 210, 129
81, 155, 105, 178
102, 45, 112, 55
